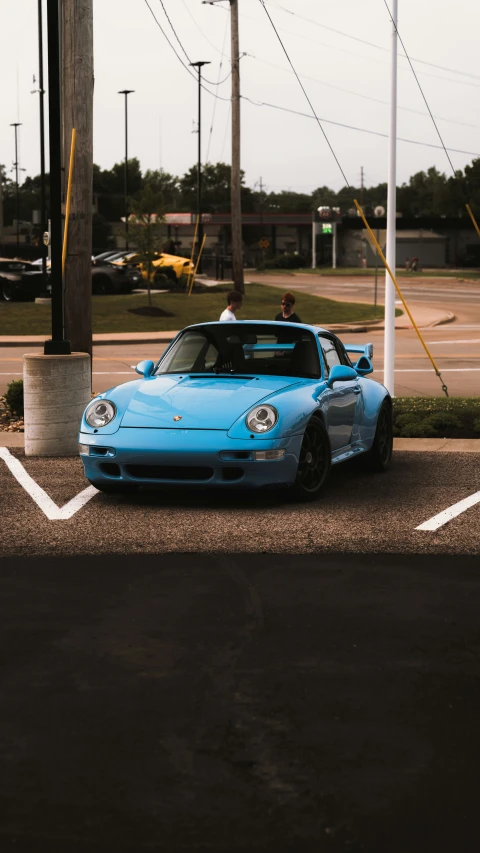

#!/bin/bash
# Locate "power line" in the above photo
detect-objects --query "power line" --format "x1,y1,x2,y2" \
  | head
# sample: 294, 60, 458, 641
206, 14, 230, 162
258, 0, 351, 187
241, 95, 480, 158
265, 0, 480, 82
383, 0, 457, 176
156, 0, 231, 86
246, 52, 480, 131
143, 0, 230, 101
221, 0, 480, 91
157, 0, 191, 62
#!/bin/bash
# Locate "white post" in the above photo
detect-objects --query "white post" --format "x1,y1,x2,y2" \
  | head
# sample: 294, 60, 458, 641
384, 0, 398, 396
312, 217, 316, 269
332, 222, 337, 269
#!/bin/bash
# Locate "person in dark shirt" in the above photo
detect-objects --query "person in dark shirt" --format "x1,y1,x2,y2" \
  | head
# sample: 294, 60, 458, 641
275, 291, 302, 323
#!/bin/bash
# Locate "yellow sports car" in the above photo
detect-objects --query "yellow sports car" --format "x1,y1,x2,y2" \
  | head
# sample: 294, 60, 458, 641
111, 252, 194, 282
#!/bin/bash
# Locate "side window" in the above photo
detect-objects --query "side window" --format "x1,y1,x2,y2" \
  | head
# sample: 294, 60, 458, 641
318, 335, 341, 376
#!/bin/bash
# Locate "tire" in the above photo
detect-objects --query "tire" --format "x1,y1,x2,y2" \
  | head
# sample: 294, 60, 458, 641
290, 418, 331, 501
92, 275, 111, 295
363, 400, 393, 472
162, 265, 178, 283
2, 282, 17, 302
89, 481, 139, 495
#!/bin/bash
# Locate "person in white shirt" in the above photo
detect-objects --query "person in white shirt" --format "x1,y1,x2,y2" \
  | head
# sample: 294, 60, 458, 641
219, 290, 243, 322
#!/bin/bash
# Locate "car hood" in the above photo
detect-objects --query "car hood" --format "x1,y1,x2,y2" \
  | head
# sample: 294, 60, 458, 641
119, 374, 299, 430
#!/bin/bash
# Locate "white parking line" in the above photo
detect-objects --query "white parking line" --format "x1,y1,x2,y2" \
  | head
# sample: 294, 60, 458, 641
416, 490, 480, 531
428, 340, 480, 345
0, 447, 98, 520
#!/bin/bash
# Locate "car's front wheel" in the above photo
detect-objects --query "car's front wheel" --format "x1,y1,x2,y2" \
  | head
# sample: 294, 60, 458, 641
290, 418, 331, 501
89, 481, 139, 495
1, 281, 17, 301
92, 275, 111, 295
363, 400, 393, 472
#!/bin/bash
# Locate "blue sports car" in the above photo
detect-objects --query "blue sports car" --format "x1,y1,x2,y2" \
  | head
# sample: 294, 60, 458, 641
79, 321, 393, 500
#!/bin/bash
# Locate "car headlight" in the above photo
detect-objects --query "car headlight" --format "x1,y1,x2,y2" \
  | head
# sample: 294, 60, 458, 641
246, 405, 278, 434
85, 399, 116, 428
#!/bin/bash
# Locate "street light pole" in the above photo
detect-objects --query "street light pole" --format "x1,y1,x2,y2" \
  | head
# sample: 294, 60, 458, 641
10, 123, 22, 253
31, 0, 48, 288
118, 89, 134, 250
189, 60, 211, 273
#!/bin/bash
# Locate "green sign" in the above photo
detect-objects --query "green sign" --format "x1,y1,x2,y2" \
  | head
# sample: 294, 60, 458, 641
322, 223, 333, 233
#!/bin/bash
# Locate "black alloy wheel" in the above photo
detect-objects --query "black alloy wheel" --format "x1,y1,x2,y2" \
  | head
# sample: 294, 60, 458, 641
363, 400, 393, 472
291, 418, 331, 501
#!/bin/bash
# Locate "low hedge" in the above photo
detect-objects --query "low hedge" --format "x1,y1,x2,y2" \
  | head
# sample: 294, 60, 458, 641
3, 382, 479, 439
392, 397, 480, 438
5, 379, 24, 417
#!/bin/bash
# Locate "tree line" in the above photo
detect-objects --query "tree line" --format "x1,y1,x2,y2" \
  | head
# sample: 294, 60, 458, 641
2, 157, 480, 230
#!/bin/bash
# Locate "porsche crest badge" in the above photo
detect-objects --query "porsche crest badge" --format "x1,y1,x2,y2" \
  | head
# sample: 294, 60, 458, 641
173, 415, 182, 422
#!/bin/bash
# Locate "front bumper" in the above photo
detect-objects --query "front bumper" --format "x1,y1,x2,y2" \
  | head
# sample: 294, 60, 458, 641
79, 427, 302, 489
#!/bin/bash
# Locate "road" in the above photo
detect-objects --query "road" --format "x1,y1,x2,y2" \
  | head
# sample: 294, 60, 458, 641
1, 274, 479, 396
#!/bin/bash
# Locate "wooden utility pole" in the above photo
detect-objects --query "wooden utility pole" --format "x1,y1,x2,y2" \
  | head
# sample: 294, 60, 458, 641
230, 0, 244, 293
62, 0, 94, 358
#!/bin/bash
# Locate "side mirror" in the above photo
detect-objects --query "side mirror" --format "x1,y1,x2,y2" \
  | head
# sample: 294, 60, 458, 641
354, 355, 373, 376
327, 364, 358, 387
135, 359, 155, 378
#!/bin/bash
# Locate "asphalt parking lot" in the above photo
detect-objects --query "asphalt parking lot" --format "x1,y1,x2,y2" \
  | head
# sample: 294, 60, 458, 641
1, 450, 480, 852
0, 450, 479, 556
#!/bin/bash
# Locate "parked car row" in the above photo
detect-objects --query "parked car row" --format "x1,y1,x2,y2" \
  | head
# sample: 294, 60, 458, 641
93, 250, 194, 282
0, 256, 142, 301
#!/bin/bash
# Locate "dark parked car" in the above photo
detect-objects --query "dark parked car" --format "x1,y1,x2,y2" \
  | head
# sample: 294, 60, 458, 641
0, 259, 47, 301
38, 260, 141, 297
91, 261, 141, 294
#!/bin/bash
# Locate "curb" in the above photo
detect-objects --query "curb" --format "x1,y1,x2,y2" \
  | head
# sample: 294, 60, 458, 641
1, 434, 479, 451
0, 308, 456, 348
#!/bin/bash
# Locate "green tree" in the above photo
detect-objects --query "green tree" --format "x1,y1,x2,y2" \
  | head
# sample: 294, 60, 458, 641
179, 162, 254, 213
128, 183, 165, 306
93, 158, 143, 221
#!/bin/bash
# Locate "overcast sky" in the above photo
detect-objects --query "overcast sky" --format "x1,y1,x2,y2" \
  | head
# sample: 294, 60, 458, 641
1, 0, 479, 195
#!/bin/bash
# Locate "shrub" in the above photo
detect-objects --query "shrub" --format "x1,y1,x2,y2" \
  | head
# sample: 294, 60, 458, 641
395, 413, 422, 429
264, 253, 306, 270
424, 412, 462, 431
5, 379, 24, 417
473, 418, 480, 435
399, 422, 438, 438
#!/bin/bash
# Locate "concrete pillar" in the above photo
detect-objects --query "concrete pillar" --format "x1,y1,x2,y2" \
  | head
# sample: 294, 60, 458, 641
24, 353, 91, 456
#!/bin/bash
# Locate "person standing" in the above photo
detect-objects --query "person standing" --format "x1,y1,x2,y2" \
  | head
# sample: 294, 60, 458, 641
275, 292, 303, 323
219, 290, 243, 322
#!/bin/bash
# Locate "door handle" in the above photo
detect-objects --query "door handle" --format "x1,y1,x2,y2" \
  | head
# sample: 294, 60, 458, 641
353, 387, 362, 395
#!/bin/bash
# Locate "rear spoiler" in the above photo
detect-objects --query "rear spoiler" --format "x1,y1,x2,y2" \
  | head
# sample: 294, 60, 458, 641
344, 343, 373, 359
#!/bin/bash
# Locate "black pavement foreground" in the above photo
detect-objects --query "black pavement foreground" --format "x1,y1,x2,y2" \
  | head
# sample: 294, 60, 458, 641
1, 552, 480, 853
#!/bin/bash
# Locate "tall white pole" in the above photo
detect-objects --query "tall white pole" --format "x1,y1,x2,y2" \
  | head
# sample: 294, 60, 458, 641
384, 0, 398, 396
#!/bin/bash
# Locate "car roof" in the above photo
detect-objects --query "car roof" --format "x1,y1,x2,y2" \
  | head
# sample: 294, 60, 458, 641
184, 320, 332, 335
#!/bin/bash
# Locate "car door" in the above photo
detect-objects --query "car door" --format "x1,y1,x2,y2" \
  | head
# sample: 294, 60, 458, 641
318, 334, 361, 450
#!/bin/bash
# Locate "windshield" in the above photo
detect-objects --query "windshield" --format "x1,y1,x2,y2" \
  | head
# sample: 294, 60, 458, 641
155, 324, 321, 379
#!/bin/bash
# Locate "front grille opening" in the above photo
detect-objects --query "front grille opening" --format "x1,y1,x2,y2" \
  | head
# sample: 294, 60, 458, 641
100, 462, 121, 477
219, 451, 252, 461
90, 446, 112, 457
125, 465, 214, 482
221, 467, 244, 481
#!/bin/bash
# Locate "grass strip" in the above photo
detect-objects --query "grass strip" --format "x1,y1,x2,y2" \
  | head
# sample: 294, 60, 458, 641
0, 282, 399, 335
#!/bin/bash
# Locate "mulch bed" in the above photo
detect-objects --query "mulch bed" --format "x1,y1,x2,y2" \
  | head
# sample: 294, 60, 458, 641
0, 396, 23, 433
128, 306, 175, 317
